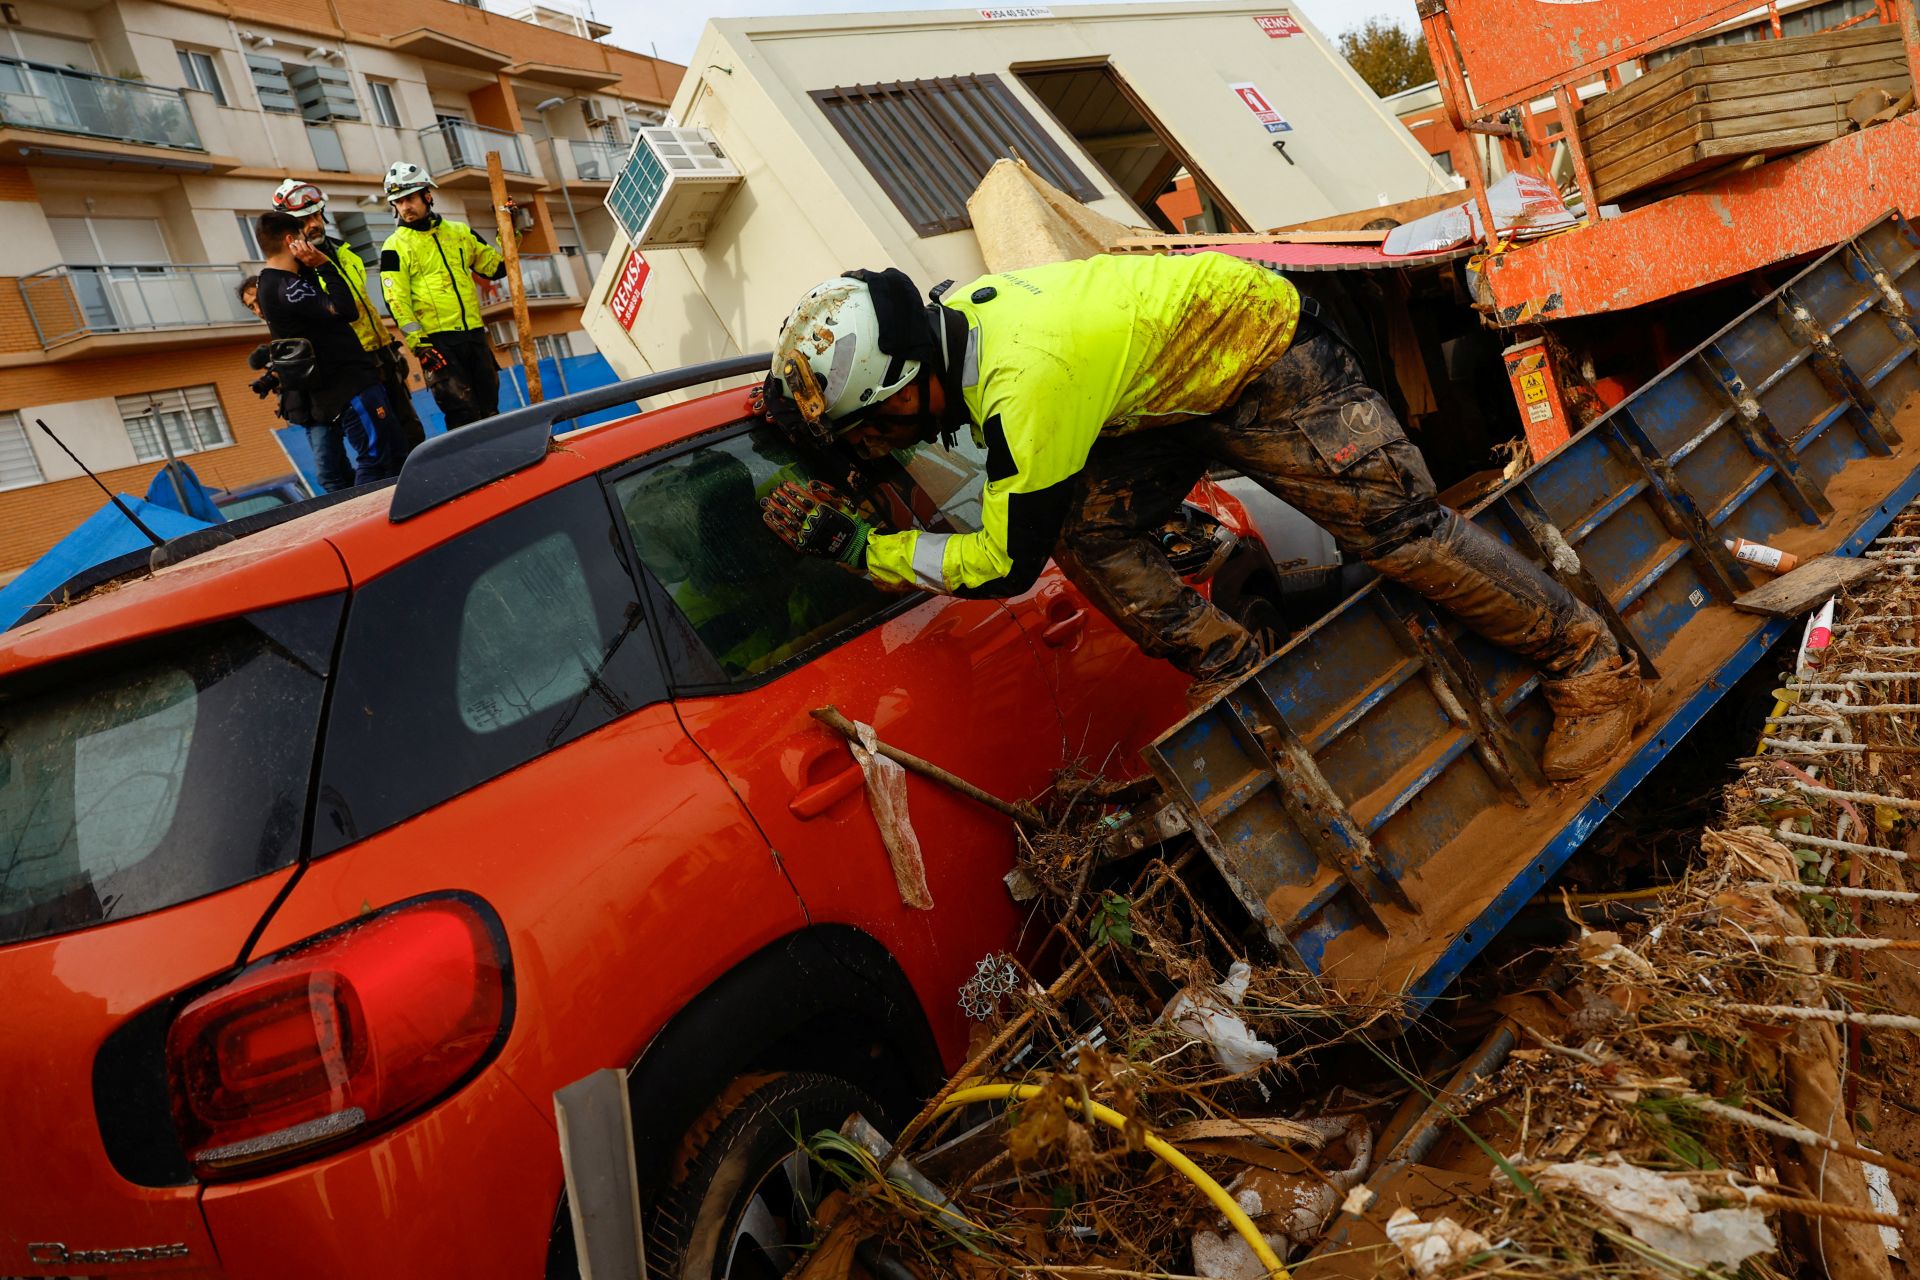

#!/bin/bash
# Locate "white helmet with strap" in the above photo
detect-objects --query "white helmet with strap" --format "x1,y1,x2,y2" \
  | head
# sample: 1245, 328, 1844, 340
770, 277, 921, 440
383, 161, 436, 203
272, 179, 327, 217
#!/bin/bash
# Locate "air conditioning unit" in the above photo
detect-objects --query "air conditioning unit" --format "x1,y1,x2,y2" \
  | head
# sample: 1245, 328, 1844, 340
604, 127, 742, 251
579, 96, 612, 128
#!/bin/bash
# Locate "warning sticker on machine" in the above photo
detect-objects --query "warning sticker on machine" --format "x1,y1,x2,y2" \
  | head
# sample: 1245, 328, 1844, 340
1519, 370, 1548, 404
1229, 82, 1292, 133
1254, 14, 1303, 36
1527, 402, 1553, 424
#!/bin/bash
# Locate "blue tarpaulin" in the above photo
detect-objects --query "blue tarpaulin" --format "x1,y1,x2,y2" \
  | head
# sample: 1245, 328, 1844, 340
0, 496, 211, 631
142, 460, 224, 524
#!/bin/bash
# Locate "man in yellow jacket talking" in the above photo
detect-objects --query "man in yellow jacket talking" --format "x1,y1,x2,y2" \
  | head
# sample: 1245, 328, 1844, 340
759, 253, 1649, 784
377, 161, 506, 430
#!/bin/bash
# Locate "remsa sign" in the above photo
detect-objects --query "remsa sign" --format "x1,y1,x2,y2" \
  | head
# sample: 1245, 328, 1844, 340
609, 250, 650, 330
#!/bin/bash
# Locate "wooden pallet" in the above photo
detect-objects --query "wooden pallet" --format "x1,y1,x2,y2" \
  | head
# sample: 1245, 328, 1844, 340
1576, 22, 1912, 203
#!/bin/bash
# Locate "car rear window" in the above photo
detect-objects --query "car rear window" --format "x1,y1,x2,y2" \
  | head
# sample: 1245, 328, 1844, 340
0, 595, 341, 946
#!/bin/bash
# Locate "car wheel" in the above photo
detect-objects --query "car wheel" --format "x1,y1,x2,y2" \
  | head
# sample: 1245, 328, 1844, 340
649, 1072, 877, 1280
1232, 591, 1287, 655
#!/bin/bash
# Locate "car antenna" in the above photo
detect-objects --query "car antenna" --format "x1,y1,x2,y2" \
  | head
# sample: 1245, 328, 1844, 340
34, 417, 165, 548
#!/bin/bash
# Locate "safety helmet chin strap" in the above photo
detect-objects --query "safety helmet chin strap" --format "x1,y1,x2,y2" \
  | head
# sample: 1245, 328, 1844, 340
922, 303, 970, 448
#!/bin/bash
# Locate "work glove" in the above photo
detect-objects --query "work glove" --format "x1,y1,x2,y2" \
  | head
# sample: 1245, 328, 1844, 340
762, 480, 872, 571
418, 346, 450, 379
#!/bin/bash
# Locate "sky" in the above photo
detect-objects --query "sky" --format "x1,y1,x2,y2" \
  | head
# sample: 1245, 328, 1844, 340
580, 0, 1419, 65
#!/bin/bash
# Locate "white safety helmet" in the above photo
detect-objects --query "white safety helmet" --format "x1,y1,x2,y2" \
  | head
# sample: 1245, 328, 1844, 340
271, 179, 327, 217
383, 161, 436, 203
770, 277, 921, 436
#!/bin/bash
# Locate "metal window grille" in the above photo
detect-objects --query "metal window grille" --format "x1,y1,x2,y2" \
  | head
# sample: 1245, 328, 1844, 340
0, 411, 42, 490
248, 53, 295, 114
288, 63, 361, 122
369, 79, 400, 128
117, 386, 233, 463
810, 74, 1099, 237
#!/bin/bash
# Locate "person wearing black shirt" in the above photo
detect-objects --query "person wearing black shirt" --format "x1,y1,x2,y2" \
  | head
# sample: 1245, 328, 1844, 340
253, 210, 399, 491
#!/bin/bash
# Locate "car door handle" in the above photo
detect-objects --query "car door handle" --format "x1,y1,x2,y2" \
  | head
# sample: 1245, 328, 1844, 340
789, 763, 864, 819
1042, 607, 1088, 646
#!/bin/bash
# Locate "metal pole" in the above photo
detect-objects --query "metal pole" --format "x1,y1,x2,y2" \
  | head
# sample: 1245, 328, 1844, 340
487, 150, 543, 404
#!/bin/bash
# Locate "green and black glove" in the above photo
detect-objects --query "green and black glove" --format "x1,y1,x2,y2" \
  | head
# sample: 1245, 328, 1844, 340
762, 480, 873, 571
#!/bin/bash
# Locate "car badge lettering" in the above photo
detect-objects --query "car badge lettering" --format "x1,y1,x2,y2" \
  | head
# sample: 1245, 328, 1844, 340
28, 1241, 192, 1266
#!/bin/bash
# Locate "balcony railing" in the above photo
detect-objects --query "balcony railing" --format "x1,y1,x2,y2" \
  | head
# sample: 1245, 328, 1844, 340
420, 120, 529, 177
565, 138, 627, 182
20, 262, 253, 347
480, 254, 571, 307
0, 58, 202, 151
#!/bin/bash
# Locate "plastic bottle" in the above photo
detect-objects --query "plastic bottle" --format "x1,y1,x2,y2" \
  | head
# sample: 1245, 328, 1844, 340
1725, 537, 1799, 573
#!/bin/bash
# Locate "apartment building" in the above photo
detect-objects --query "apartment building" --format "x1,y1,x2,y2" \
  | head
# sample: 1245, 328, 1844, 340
0, 0, 681, 576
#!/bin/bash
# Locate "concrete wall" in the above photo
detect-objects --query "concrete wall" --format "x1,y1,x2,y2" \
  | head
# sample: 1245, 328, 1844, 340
584, 0, 1449, 382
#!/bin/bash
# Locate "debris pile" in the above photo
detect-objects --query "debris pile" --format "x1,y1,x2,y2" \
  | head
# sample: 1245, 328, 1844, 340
791, 527, 1920, 1279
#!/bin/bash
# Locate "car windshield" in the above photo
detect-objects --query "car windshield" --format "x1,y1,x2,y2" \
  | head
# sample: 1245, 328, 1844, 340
0, 596, 340, 945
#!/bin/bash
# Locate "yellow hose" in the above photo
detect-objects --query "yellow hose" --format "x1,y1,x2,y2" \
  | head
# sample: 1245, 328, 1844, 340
935, 1083, 1290, 1279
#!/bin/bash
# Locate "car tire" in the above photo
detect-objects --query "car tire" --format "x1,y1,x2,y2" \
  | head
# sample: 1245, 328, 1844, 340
1232, 590, 1287, 655
648, 1071, 877, 1280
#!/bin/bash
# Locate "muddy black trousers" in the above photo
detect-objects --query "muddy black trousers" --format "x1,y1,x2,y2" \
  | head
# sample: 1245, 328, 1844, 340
1055, 318, 1619, 685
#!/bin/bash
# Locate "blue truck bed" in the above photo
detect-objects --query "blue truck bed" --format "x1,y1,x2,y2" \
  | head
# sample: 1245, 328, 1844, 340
1145, 211, 1920, 1007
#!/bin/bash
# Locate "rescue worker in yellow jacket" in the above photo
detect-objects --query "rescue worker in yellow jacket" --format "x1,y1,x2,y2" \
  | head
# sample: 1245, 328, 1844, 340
269, 179, 426, 459
377, 161, 505, 430
759, 254, 1650, 784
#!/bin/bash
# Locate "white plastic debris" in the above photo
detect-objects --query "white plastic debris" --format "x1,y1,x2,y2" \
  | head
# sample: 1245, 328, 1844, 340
1385, 1207, 1491, 1277
1191, 1184, 1291, 1280
1161, 960, 1279, 1076
1534, 1156, 1775, 1268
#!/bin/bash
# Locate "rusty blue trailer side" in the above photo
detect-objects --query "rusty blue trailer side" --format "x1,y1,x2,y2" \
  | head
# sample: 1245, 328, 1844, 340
1145, 211, 1920, 1005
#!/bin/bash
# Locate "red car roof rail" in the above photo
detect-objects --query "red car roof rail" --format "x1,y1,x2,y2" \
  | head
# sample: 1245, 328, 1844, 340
388, 352, 772, 523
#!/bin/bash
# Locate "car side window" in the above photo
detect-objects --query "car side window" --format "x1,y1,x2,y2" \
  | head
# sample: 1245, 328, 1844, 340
612, 429, 897, 684
314, 481, 663, 854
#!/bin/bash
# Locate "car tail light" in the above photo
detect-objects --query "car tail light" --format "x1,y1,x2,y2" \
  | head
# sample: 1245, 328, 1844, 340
165, 894, 511, 1181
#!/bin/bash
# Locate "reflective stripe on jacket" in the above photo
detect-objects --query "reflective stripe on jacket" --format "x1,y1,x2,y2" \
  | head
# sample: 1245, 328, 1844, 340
863, 251, 1300, 597
318, 237, 385, 353
378, 216, 505, 347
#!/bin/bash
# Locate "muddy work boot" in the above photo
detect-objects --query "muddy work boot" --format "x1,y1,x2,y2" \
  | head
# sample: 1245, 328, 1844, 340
1539, 655, 1653, 783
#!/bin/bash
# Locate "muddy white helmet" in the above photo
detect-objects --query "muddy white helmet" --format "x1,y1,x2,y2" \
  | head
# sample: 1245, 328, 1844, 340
383, 161, 435, 202
770, 277, 921, 438
272, 179, 327, 217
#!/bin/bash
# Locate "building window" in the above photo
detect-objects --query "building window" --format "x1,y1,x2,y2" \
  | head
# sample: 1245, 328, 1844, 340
118, 386, 234, 462
235, 212, 264, 260
176, 48, 227, 106
308, 123, 347, 172
0, 411, 43, 490
248, 53, 296, 113
810, 74, 1098, 237
368, 78, 400, 128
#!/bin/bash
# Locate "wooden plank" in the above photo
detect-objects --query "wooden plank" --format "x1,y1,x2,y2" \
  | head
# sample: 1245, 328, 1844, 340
1732, 555, 1881, 616
1593, 124, 1711, 193
555, 1069, 649, 1280
1584, 65, 1907, 157
1580, 40, 1907, 133
1268, 189, 1470, 234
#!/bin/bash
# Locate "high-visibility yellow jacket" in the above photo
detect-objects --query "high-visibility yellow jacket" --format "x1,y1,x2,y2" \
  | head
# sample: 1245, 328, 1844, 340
317, 236, 386, 354
863, 251, 1300, 597
378, 215, 505, 347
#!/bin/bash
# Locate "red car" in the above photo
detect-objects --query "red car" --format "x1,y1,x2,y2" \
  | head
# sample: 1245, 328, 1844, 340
0, 355, 1287, 1279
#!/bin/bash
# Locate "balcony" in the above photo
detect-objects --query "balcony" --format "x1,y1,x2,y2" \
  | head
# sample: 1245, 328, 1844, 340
20, 262, 256, 357
543, 136, 627, 187
419, 120, 540, 188
479, 254, 574, 312
0, 60, 232, 170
